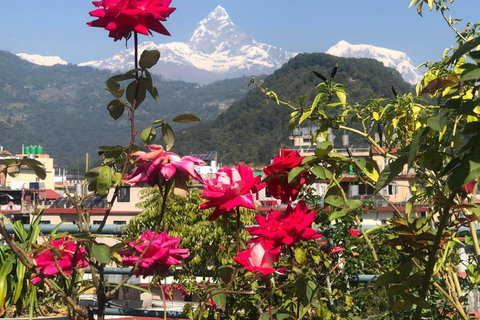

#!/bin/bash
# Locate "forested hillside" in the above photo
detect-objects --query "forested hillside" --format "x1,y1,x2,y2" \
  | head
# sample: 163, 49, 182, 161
173, 53, 414, 165
0, 50, 256, 166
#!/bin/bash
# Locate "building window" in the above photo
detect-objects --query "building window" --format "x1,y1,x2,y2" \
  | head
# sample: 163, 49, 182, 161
303, 138, 311, 143
113, 221, 126, 225
93, 220, 102, 225
118, 186, 130, 202
386, 183, 398, 195
39, 220, 51, 225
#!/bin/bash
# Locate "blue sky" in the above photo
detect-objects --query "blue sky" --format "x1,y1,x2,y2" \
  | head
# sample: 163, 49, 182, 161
1, 1, 479, 67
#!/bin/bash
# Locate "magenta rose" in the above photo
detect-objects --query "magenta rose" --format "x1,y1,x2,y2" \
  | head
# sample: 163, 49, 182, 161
200, 163, 265, 221
127, 144, 205, 189
88, 0, 176, 41
233, 241, 280, 276
31, 236, 88, 284
246, 201, 321, 250
263, 149, 309, 204
121, 230, 189, 277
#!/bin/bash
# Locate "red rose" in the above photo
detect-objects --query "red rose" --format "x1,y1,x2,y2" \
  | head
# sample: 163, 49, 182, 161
263, 149, 309, 204
200, 163, 265, 221
31, 236, 88, 284
349, 228, 361, 237
246, 201, 321, 250
121, 230, 189, 277
233, 241, 280, 276
88, 0, 176, 41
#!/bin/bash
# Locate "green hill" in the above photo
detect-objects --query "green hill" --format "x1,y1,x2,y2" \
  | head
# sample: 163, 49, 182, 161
172, 53, 414, 165
0, 50, 256, 167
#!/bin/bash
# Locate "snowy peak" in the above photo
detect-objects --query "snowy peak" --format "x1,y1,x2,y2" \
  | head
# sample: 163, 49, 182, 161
79, 6, 296, 84
326, 40, 422, 85
187, 5, 251, 54
16, 53, 67, 66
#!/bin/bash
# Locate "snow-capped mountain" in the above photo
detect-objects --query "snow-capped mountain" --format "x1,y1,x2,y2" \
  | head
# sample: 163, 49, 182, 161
326, 40, 422, 85
79, 6, 296, 83
16, 53, 67, 66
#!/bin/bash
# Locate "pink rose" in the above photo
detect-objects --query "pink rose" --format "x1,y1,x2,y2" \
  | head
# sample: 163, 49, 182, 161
127, 144, 205, 189
31, 236, 88, 284
233, 241, 280, 276
246, 201, 321, 250
88, 0, 176, 41
263, 149, 309, 204
349, 228, 361, 237
121, 230, 189, 277
200, 163, 265, 221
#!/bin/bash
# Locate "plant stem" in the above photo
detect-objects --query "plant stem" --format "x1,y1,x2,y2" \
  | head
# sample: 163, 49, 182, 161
236, 207, 241, 253
264, 277, 273, 320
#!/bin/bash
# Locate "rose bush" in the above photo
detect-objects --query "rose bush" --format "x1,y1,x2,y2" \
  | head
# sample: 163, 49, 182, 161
31, 236, 88, 285
2, 1, 480, 320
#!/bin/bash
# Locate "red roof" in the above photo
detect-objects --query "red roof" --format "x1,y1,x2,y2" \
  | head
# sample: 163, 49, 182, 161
42, 189, 62, 199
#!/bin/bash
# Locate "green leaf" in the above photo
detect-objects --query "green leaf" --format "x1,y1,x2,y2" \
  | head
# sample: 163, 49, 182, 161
211, 289, 226, 311
315, 141, 334, 158
140, 75, 159, 103
0, 254, 15, 308
162, 123, 175, 151
126, 80, 146, 108
107, 99, 125, 120
92, 244, 111, 264
287, 167, 306, 183
311, 166, 326, 179
386, 285, 407, 296
461, 67, 480, 81
467, 264, 479, 287
408, 127, 429, 168
446, 36, 480, 66
427, 111, 448, 132
141, 126, 157, 144
297, 94, 307, 106
97, 166, 112, 197
21, 158, 46, 180
375, 156, 408, 194
172, 113, 201, 123
447, 159, 480, 192
139, 50, 160, 69
375, 272, 398, 286
392, 298, 413, 312
219, 266, 234, 284
325, 195, 346, 207
294, 247, 306, 264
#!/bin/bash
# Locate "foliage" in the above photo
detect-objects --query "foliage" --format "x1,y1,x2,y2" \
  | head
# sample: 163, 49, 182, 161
173, 53, 413, 165
0, 213, 67, 318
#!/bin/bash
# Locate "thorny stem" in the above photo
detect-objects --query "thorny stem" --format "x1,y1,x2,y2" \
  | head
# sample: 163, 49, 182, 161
160, 283, 167, 320
264, 278, 273, 320
106, 183, 170, 301
236, 206, 241, 253
413, 193, 456, 319
441, 8, 467, 42
433, 282, 470, 320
